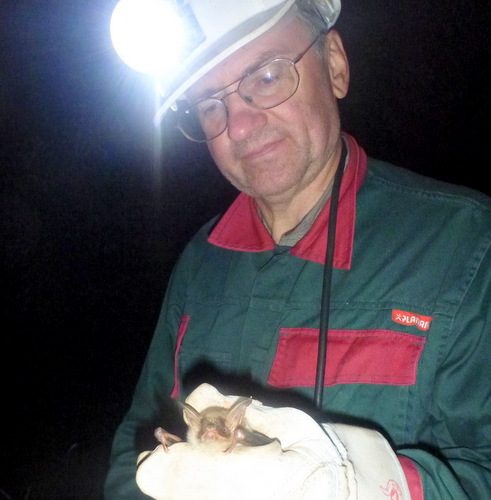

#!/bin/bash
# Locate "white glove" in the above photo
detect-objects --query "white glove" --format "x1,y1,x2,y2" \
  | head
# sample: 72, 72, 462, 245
136, 383, 412, 500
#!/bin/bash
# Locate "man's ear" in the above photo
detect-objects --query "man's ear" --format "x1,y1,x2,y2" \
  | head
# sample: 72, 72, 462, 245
323, 30, 350, 99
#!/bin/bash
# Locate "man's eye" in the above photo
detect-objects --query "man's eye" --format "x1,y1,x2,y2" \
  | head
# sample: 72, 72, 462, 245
258, 72, 279, 86
253, 71, 282, 90
244, 61, 291, 95
197, 100, 221, 118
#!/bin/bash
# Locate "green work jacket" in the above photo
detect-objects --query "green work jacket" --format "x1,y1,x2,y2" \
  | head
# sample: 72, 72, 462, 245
105, 134, 491, 499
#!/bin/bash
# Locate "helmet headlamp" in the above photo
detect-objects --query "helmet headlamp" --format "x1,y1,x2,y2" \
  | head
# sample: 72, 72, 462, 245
110, 0, 341, 124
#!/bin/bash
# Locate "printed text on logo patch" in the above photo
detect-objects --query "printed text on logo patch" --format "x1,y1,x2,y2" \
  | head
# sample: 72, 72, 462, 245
392, 310, 433, 331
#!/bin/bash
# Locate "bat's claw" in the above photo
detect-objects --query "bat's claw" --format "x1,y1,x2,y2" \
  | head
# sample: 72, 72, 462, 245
224, 437, 239, 454
154, 427, 182, 453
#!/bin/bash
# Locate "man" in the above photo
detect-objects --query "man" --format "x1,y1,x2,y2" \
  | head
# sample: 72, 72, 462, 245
105, 0, 491, 498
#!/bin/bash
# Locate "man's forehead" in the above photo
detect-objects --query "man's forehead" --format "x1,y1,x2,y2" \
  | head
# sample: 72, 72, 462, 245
186, 17, 310, 102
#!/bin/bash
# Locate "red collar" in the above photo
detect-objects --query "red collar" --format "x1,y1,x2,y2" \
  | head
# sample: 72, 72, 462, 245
208, 133, 367, 270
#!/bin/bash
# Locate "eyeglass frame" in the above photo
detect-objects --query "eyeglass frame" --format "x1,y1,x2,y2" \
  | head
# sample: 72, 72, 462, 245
175, 29, 328, 142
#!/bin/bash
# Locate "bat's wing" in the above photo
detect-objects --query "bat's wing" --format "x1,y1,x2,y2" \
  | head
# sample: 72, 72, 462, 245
240, 428, 276, 447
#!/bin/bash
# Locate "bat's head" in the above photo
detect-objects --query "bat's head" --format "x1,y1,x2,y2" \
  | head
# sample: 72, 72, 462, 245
179, 397, 252, 443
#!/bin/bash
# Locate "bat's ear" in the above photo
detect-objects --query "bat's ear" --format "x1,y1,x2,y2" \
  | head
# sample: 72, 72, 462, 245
225, 397, 252, 430
178, 401, 201, 433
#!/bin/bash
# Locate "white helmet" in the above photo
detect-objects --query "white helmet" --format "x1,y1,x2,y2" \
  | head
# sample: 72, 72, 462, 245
110, 0, 341, 124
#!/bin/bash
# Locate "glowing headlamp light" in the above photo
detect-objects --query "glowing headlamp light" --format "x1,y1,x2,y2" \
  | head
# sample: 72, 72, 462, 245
110, 0, 203, 76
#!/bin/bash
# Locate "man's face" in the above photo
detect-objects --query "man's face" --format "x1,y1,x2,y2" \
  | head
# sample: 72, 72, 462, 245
187, 17, 349, 207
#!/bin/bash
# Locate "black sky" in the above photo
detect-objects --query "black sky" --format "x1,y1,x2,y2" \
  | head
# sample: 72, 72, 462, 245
1, 0, 490, 497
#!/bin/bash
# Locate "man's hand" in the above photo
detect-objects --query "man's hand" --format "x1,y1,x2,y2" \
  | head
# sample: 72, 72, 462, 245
136, 383, 411, 500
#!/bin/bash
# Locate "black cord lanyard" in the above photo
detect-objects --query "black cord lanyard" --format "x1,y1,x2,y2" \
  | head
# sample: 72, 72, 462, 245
314, 142, 347, 409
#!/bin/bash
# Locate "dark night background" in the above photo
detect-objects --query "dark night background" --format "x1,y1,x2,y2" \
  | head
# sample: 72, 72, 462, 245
1, 0, 489, 498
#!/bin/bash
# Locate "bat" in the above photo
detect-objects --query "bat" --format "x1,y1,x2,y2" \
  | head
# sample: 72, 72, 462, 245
154, 397, 274, 453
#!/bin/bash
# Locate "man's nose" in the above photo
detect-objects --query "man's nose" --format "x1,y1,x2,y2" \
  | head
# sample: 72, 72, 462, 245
226, 93, 268, 142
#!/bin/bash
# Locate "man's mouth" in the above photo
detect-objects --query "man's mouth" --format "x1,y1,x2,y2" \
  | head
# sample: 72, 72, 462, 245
238, 138, 285, 162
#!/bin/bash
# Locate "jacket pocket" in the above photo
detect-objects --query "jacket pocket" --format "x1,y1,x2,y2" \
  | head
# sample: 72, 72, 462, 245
268, 327, 426, 388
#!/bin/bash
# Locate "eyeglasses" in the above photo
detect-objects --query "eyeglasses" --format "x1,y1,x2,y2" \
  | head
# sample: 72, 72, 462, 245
175, 32, 325, 142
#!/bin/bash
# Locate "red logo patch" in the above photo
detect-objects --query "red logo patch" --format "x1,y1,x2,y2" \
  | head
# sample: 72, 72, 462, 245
392, 310, 433, 331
